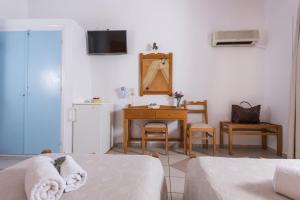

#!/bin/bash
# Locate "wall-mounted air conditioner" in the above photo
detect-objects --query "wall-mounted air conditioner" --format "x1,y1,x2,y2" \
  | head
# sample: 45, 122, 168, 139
212, 30, 259, 47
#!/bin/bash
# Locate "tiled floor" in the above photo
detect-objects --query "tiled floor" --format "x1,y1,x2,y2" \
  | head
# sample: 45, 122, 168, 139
0, 146, 283, 200
0, 156, 29, 170
107, 145, 283, 200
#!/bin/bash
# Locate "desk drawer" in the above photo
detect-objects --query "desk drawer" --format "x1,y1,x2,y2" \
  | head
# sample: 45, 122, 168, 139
156, 110, 186, 119
125, 110, 156, 119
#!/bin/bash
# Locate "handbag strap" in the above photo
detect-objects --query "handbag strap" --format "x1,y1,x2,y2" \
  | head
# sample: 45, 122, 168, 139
240, 101, 252, 108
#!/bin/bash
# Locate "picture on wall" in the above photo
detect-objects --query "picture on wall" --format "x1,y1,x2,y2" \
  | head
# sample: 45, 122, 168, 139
139, 53, 173, 96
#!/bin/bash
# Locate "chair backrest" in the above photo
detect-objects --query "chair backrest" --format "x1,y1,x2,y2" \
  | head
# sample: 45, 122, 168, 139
183, 100, 208, 124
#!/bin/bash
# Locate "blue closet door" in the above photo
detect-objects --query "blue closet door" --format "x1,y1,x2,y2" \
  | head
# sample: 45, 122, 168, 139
24, 31, 62, 154
0, 32, 27, 154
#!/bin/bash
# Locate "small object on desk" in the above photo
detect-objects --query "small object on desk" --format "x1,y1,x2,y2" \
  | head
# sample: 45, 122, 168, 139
148, 103, 160, 109
174, 91, 184, 108
91, 97, 101, 104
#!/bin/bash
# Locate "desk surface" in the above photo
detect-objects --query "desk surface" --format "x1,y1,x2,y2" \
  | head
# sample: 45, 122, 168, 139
124, 107, 187, 120
124, 105, 186, 110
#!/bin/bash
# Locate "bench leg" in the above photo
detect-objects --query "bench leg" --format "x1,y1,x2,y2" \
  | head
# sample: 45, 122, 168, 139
277, 127, 283, 156
262, 135, 267, 150
228, 127, 233, 155
220, 122, 224, 148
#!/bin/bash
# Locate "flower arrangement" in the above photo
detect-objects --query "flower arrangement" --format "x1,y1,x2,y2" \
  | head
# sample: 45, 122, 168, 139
174, 91, 184, 107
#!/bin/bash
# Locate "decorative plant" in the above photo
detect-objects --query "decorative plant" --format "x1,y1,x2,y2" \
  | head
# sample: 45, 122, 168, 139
54, 156, 66, 173
174, 91, 184, 107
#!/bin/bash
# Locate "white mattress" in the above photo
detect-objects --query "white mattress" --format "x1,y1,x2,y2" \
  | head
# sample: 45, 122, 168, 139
184, 157, 300, 200
0, 154, 168, 200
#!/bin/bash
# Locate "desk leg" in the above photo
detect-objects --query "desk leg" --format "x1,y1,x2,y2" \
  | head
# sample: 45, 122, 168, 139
178, 121, 184, 148
228, 126, 233, 155
183, 119, 187, 155
123, 118, 129, 154
128, 120, 132, 147
220, 122, 224, 148
277, 126, 283, 156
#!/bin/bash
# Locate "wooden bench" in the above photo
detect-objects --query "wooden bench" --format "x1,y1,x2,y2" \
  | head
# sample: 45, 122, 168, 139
220, 121, 282, 156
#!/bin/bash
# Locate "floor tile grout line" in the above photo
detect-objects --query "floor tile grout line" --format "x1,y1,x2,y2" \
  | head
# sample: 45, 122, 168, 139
167, 152, 172, 200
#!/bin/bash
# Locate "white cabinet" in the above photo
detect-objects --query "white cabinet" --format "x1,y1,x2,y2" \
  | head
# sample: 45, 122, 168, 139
72, 103, 113, 154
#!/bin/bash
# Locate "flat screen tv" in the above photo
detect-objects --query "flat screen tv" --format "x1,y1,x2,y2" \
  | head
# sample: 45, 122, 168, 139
87, 30, 127, 55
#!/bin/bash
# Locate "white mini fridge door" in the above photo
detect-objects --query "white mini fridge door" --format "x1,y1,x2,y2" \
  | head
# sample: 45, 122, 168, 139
72, 104, 112, 154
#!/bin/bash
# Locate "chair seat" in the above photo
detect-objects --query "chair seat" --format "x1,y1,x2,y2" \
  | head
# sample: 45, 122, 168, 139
188, 123, 213, 129
145, 123, 167, 129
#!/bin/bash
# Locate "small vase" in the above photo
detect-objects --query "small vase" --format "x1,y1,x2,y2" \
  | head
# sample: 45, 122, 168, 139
176, 98, 182, 108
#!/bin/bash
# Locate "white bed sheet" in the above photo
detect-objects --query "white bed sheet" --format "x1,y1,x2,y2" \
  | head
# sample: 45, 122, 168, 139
184, 157, 300, 200
0, 154, 168, 200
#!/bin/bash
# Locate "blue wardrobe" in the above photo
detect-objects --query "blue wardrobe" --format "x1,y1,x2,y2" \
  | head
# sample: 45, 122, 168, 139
0, 31, 62, 155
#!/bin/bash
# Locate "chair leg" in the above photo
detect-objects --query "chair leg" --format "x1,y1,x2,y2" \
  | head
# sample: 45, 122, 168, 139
145, 138, 148, 149
202, 132, 208, 149
142, 128, 145, 154
205, 132, 209, 149
165, 130, 168, 155
212, 130, 216, 156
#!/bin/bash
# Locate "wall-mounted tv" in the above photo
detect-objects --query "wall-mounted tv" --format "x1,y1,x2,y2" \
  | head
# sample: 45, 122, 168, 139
87, 30, 127, 55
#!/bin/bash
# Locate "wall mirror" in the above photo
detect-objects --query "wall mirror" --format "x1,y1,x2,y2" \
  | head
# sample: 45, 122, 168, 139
139, 53, 173, 96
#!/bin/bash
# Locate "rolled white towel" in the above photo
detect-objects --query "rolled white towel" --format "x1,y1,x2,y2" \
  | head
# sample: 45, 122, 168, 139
25, 156, 66, 200
273, 164, 300, 200
60, 155, 87, 192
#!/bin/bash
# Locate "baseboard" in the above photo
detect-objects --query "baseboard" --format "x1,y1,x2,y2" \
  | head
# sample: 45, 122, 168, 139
0, 155, 32, 159
114, 142, 287, 157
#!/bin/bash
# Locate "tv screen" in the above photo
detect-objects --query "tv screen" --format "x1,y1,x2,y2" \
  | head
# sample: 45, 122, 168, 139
87, 30, 127, 55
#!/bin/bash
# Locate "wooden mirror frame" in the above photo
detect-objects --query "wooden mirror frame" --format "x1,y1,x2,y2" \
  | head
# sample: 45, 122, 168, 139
139, 53, 173, 96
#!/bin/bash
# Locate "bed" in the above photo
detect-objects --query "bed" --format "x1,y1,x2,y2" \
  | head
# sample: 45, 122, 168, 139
0, 154, 168, 200
184, 157, 300, 200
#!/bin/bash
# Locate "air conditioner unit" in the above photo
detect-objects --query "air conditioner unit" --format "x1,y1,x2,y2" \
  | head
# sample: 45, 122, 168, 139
212, 30, 259, 47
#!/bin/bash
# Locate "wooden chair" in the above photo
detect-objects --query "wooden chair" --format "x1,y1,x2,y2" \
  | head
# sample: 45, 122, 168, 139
183, 100, 216, 156
140, 105, 173, 155
142, 122, 169, 155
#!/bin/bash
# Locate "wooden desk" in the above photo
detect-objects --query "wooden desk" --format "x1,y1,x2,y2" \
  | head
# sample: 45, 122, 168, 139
220, 121, 282, 156
123, 106, 188, 154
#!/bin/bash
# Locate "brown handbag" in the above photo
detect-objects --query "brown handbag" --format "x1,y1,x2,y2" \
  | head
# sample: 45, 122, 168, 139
231, 101, 261, 124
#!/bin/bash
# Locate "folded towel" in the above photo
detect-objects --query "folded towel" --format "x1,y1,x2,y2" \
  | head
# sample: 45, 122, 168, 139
25, 156, 66, 200
273, 164, 300, 200
60, 155, 87, 192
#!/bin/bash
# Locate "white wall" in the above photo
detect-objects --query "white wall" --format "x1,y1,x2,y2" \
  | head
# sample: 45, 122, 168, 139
27, 0, 267, 144
0, 0, 28, 18
263, 0, 299, 154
